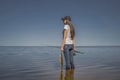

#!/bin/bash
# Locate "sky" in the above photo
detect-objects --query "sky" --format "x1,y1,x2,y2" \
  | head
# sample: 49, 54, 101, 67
0, 0, 120, 46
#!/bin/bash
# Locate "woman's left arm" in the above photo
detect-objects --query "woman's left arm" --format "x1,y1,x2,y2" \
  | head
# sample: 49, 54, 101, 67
61, 29, 68, 51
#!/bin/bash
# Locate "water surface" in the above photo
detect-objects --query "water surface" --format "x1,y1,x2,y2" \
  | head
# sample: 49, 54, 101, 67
0, 46, 120, 80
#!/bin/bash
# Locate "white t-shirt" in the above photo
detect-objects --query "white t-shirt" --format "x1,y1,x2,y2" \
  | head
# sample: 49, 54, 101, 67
64, 25, 73, 44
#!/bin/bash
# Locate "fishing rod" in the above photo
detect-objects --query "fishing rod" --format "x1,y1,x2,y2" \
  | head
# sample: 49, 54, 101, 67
72, 50, 85, 56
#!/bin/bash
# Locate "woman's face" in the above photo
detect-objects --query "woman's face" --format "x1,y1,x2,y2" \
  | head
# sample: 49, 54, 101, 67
63, 19, 67, 24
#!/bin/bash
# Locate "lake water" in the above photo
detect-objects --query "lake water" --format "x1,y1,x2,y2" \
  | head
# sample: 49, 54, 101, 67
0, 46, 120, 80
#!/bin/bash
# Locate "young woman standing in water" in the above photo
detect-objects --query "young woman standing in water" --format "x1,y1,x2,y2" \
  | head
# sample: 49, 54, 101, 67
61, 16, 76, 70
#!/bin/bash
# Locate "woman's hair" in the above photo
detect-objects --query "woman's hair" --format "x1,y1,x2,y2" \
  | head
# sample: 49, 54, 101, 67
63, 20, 75, 40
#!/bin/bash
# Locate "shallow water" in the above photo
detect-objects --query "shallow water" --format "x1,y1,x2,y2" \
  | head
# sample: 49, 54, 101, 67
0, 46, 120, 80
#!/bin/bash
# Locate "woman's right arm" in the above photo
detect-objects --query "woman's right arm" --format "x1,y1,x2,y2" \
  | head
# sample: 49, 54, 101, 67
73, 37, 76, 51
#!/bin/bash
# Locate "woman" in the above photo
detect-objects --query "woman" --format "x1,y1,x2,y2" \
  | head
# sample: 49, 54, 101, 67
61, 16, 76, 70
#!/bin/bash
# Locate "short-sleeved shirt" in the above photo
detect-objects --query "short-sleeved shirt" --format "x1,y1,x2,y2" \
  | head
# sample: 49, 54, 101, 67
64, 25, 73, 44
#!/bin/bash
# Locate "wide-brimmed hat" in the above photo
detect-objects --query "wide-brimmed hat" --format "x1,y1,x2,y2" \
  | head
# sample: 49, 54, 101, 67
61, 16, 71, 21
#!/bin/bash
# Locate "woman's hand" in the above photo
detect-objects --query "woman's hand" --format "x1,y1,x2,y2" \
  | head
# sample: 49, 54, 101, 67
73, 47, 77, 51
61, 47, 64, 52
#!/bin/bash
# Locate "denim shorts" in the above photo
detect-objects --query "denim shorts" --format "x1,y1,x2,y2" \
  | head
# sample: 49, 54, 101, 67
63, 44, 75, 70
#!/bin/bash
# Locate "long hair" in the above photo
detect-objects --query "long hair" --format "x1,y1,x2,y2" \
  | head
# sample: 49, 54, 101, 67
63, 20, 75, 40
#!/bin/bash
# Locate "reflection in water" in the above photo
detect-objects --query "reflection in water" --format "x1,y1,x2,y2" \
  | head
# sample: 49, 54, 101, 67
59, 69, 74, 80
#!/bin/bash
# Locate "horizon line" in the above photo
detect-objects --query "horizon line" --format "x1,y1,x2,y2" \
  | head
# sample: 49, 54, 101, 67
0, 45, 120, 47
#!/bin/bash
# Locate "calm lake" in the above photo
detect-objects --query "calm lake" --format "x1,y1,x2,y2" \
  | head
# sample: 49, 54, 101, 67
0, 46, 120, 80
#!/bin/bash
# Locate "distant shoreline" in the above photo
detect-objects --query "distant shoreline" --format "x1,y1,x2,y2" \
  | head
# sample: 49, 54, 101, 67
0, 45, 120, 47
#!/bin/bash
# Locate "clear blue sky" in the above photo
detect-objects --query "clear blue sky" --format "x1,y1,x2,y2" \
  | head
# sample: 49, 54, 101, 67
0, 0, 120, 46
